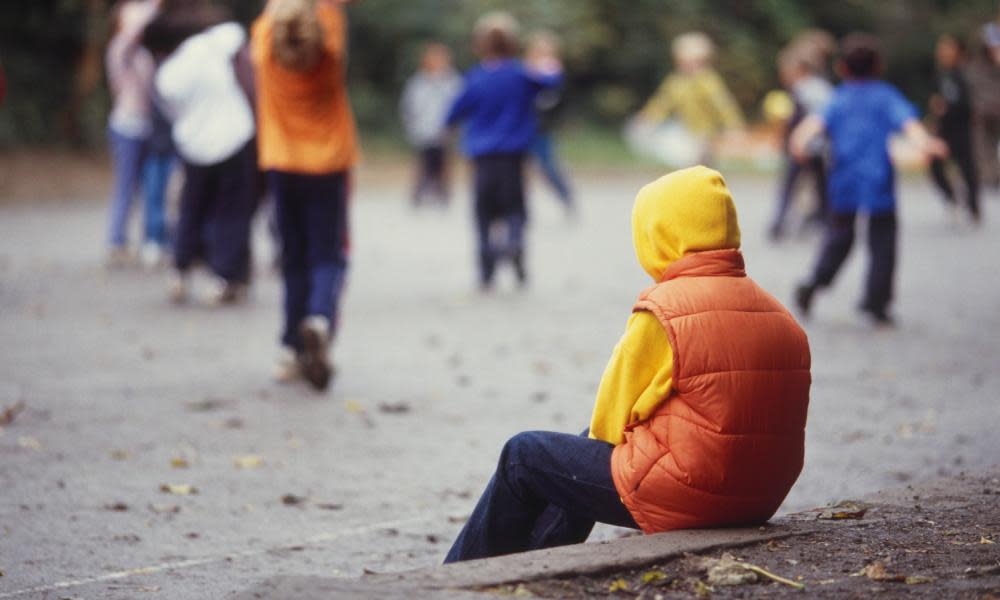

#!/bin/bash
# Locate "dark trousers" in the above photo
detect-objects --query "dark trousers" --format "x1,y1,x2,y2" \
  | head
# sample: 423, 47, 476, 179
270, 170, 349, 352
973, 113, 1000, 188
413, 145, 448, 206
929, 135, 980, 219
771, 155, 827, 237
473, 153, 527, 286
444, 430, 639, 563
174, 142, 255, 283
810, 211, 897, 314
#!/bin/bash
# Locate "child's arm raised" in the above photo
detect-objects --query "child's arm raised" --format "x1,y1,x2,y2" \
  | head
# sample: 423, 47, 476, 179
901, 119, 949, 159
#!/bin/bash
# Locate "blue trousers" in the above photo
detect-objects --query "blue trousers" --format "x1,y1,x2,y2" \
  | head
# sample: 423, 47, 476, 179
529, 134, 572, 207
107, 128, 147, 247
142, 152, 173, 246
444, 430, 639, 563
270, 171, 349, 352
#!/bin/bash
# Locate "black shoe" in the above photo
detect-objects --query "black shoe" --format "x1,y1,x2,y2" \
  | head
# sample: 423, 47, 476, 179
794, 283, 815, 317
859, 305, 895, 328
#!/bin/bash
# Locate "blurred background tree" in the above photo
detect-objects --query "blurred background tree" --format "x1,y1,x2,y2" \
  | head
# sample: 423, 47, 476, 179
0, 0, 995, 150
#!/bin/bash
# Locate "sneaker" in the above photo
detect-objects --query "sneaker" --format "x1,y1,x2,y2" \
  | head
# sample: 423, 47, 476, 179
168, 273, 189, 304
299, 315, 333, 391
274, 346, 303, 383
140, 242, 167, 270
794, 283, 815, 317
204, 278, 248, 306
106, 246, 132, 269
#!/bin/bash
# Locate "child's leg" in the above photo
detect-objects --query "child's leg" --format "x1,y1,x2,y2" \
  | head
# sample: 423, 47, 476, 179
303, 172, 349, 336
862, 211, 897, 316
107, 129, 146, 248
444, 430, 637, 563
769, 157, 802, 238
142, 152, 174, 247
207, 143, 255, 284
473, 158, 498, 287
271, 172, 309, 351
173, 162, 214, 273
807, 156, 829, 225
425, 145, 446, 201
928, 157, 957, 206
953, 141, 980, 220
810, 211, 856, 289
530, 134, 573, 207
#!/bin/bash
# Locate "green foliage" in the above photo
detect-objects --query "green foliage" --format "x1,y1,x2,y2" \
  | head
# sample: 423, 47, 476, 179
0, 0, 996, 148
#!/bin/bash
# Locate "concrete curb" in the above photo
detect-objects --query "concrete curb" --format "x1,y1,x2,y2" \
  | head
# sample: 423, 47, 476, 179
231, 467, 1000, 599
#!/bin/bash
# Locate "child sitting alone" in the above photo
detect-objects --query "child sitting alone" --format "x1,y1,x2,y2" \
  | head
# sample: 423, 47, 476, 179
445, 166, 811, 562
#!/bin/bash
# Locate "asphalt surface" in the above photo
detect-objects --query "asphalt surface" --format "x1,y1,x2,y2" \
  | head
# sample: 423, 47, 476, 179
1, 165, 998, 599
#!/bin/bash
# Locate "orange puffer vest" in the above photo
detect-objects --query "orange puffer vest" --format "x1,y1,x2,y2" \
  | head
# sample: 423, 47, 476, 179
611, 249, 811, 533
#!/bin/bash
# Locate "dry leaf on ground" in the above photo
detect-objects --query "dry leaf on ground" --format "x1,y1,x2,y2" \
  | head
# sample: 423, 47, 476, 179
160, 483, 197, 496
170, 457, 190, 469
233, 454, 264, 469
0, 401, 26, 426
818, 500, 868, 520
608, 578, 629, 592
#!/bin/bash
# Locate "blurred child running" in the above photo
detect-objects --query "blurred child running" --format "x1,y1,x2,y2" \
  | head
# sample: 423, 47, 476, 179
400, 42, 461, 207
445, 167, 811, 562
143, 7, 257, 305
252, 0, 358, 391
768, 42, 833, 241
445, 12, 562, 290
792, 34, 948, 326
928, 34, 980, 223
525, 30, 574, 216
636, 31, 745, 165
105, 0, 163, 266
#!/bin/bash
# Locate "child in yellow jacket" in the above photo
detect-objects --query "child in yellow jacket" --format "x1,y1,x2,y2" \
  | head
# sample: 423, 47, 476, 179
446, 166, 810, 561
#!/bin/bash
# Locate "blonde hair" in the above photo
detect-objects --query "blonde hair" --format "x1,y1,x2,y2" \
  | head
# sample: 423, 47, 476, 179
271, 0, 325, 71
672, 31, 714, 66
473, 11, 521, 58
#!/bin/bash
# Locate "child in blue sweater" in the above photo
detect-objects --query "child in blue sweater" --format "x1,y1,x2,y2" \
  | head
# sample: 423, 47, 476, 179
446, 12, 561, 289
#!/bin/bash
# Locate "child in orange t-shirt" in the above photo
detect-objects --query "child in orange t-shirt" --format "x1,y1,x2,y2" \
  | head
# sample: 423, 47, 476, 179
251, 0, 358, 391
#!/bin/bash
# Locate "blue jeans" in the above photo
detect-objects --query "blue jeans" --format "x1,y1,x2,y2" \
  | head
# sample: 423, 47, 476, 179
142, 152, 174, 246
107, 128, 147, 247
270, 171, 349, 351
444, 430, 639, 563
530, 134, 572, 207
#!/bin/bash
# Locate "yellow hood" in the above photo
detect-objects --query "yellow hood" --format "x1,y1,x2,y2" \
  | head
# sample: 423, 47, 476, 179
632, 166, 741, 281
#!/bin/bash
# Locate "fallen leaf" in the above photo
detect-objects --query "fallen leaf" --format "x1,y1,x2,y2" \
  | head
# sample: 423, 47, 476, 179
109, 449, 131, 460
184, 532, 199, 539
704, 554, 758, 586
859, 561, 905, 582
425, 534, 439, 544
160, 484, 197, 496
511, 583, 533, 598
377, 401, 411, 414
185, 398, 230, 412
905, 575, 935, 585
344, 400, 365, 414
139, 586, 161, 592
170, 457, 190, 469
981, 536, 996, 545
281, 493, 306, 506
17, 436, 42, 450
641, 570, 670, 585
693, 580, 714, 598
817, 500, 868, 520
233, 454, 264, 469
608, 578, 630, 592
0, 401, 25, 426
104, 502, 129, 512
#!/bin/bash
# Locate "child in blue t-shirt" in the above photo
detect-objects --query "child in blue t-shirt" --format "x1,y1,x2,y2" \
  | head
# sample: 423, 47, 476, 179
445, 11, 561, 290
791, 33, 947, 325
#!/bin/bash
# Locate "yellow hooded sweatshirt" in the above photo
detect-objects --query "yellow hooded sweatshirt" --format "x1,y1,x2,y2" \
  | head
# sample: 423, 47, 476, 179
589, 166, 742, 445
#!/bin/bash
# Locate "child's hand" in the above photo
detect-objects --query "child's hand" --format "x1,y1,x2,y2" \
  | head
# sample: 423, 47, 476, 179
925, 136, 949, 160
